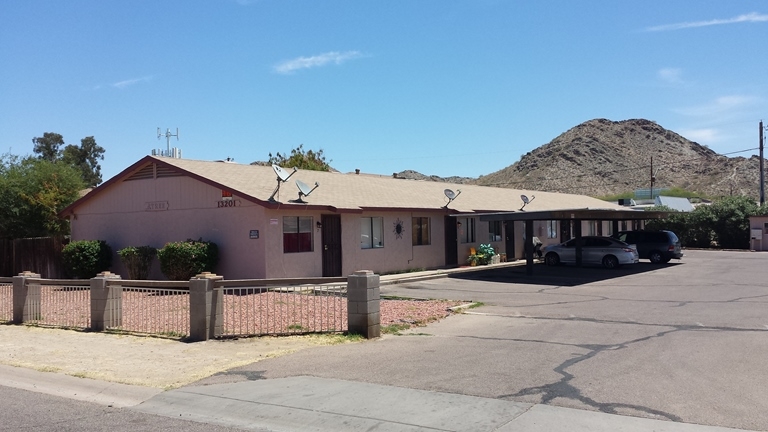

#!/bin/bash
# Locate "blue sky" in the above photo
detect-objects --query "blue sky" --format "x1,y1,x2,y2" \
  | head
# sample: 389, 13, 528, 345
1, 1, 767, 182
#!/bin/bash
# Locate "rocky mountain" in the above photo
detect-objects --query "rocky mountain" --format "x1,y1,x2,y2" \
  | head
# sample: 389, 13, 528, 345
399, 119, 763, 199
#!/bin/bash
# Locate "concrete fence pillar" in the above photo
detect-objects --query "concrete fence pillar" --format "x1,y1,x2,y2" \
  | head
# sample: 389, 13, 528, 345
12, 271, 41, 323
90, 271, 122, 331
189, 272, 223, 342
347, 270, 380, 339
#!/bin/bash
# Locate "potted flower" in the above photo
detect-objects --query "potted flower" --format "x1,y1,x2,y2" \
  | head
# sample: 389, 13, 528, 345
467, 254, 480, 266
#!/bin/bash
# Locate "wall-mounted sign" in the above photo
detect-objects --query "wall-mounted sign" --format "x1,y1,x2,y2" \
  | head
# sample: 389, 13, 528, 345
249, 230, 259, 239
270, 218, 278, 225
221, 190, 233, 201
217, 199, 241, 208
145, 201, 169, 211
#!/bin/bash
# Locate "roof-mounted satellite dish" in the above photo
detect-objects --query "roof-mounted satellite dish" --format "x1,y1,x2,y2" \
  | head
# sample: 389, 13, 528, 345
269, 164, 297, 202
443, 188, 461, 208
520, 194, 536, 211
290, 179, 320, 203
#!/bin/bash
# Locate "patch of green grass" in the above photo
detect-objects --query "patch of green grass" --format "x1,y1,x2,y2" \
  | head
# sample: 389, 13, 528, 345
287, 324, 306, 331
381, 323, 412, 334
467, 302, 485, 309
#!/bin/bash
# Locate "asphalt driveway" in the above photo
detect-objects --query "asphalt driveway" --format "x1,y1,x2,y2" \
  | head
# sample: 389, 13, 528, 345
195, 250, 768, 431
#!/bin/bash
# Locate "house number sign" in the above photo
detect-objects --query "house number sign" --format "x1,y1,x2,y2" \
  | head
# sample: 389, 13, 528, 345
217, 200, 241, 208
145, 201, 169, 211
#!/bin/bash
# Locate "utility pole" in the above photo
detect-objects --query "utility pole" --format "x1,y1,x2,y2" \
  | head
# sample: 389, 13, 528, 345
760, 120, 765, 206
650, 156, 655, 201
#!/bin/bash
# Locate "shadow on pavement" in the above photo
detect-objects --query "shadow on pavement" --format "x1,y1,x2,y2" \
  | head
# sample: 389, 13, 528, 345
448, 261, 682, 287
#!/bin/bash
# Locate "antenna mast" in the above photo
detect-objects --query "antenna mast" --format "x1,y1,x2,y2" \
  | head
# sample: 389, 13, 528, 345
152, 128, 182, 158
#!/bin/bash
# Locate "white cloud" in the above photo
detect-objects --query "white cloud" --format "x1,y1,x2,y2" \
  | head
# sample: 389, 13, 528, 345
673, 95, 758, 117
657, 68, 683, 84
646, 12, 768, 32
274, 51, 364, 75
678, 128, 720, 144
112, 76, 153, 89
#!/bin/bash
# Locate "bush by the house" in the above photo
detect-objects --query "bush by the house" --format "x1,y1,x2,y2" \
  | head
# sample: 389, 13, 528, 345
157, 239, 219, 281
645, 196, 768, 249
117, 246, 157, 280
62, 240, 112, 279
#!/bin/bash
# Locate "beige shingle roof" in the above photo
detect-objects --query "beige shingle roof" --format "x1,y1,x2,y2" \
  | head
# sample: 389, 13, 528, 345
143, 156, 626, 214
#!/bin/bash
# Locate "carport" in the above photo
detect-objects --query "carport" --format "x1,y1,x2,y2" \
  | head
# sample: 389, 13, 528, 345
478, 208, 670, 275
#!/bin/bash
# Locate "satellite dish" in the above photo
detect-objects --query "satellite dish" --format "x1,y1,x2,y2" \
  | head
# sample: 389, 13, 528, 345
443, 189, 461, 208
272, 164, 293, 182
290, 180, 320, 203
520, 194, 536, 211
269, 165, 297, 202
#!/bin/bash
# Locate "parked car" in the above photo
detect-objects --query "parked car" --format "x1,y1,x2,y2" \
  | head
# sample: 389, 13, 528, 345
542, 236, 639, 269
610, 230, 683, 264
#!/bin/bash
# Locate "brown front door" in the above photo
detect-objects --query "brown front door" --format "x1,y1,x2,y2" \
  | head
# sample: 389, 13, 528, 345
505, 221, 516, 260
444, 216, 458, 267
321, 214, 342, 277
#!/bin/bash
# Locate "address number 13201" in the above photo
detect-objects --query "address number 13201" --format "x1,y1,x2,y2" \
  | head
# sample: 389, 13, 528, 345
217, 200, 241, 208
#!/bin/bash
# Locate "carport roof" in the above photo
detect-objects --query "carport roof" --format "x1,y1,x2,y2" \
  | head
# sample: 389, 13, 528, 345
477, 208, 669, 221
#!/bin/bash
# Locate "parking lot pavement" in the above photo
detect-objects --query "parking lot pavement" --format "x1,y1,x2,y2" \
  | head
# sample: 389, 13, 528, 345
203, 249, 768, 431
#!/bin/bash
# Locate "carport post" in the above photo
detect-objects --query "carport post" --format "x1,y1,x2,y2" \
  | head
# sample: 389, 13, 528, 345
574, 220, 583, 266
525, 220, 534, 275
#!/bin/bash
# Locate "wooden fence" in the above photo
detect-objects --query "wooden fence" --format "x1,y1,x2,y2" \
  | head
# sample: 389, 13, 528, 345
0, 236, 67, 278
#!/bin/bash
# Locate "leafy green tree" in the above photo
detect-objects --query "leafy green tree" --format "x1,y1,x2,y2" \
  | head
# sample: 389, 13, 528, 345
32, 132, 65, 162
268, 144, 331, 171
61, 136, 105, 187
709, 196, 759, 249
0, 154, 85, 238
32, 132, 105, 187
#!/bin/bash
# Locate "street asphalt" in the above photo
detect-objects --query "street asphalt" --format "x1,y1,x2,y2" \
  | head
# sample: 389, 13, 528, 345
1, 249, 766, 431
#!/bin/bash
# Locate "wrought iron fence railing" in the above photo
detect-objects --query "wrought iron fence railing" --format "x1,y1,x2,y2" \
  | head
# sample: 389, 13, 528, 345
2, 273, 373, 340
109, 280, 190, 338
0, 278, 12, 323
217, 281, 347, 337
26, 278, 90, 329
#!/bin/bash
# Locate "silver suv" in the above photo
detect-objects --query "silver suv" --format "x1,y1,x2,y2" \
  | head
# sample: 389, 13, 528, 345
611, 230, 683, 264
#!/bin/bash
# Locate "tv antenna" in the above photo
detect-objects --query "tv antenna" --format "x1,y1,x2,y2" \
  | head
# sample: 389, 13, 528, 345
443, 189, 461, 208
520, 194, 535, 211
290, 179, 319, 203
152, 127, 182, 158
269, 164, 297, 202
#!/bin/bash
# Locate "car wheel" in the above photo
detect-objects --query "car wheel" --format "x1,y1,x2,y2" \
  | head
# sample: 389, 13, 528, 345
661, 257, 671, 264
649, 251, 664, 264
602, 255, 619, 269
545, 253, 560, 266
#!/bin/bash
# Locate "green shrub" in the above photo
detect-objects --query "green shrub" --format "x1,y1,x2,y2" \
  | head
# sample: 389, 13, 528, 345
477, 243, 496, 265
157, 239, 219, 281
62, 240, 112, 279
117, 246, 157, 280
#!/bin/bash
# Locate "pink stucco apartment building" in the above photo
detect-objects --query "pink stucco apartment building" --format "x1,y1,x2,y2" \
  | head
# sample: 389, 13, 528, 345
60, 156, 635, 279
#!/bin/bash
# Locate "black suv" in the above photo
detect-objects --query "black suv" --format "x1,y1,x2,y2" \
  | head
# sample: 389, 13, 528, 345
611, 230, 683, 264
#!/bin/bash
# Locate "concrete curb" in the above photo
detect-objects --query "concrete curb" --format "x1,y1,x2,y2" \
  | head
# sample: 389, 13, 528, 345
0, 364, 162, 408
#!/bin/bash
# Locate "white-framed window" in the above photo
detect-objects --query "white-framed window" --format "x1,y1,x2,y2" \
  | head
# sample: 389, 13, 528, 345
489, 221, 502, 242
412, 217, 431, 245
547, 220, 557, 239
283, 216, 313, 253
460, 217, 476, 244
361, 217, 384, 249
588, 220, 598, 236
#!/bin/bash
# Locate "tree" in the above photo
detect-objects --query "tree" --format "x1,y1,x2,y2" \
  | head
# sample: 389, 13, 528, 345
32, 132, 64, 162
61, 136, 105, 187
0, 154, 84, 238
268, 144, 331, 171
32, 132, 105, 187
